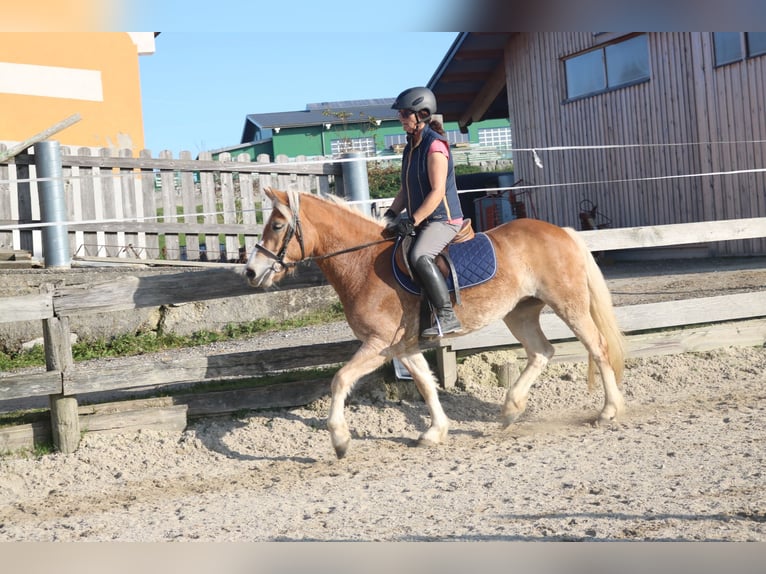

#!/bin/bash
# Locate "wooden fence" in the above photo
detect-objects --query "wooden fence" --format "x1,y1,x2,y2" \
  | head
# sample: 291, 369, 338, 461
0, 145, 344, 263
1, 217, 765, 454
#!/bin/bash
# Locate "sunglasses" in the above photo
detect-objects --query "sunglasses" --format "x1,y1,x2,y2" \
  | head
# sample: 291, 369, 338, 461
397, 109, 415, 118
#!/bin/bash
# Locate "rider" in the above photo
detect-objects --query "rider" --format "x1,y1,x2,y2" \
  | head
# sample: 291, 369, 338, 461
384, 86, 464, 338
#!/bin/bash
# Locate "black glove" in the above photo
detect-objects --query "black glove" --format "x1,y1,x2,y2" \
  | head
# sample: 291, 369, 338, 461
394, 216, 415, 237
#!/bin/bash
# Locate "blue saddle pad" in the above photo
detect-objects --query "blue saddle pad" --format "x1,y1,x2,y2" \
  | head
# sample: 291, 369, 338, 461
393, 232, 497, 295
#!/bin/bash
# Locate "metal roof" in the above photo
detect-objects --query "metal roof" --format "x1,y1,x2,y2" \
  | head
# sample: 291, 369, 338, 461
241, 100, 398, 142
427, 32, 511, 132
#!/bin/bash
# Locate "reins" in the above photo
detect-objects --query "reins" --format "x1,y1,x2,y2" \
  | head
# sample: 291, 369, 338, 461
254, 190, 395, 271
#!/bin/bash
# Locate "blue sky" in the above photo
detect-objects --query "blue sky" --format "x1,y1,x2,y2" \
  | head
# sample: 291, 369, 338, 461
134, 2, 461, 156
139, 32, 458, 156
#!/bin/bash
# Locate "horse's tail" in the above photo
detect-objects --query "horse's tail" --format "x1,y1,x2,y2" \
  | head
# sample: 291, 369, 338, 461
563, 228, 626, 389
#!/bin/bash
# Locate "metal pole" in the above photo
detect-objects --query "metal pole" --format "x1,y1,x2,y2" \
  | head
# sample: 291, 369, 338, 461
340, 151, 371, 216
34, 140, 71, 268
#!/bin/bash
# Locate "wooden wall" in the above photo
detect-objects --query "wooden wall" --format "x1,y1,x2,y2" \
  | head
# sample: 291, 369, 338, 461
506, 32, 766, 256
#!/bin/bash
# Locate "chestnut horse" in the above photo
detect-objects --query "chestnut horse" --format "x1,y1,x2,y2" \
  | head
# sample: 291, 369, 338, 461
245, 188, 625, 459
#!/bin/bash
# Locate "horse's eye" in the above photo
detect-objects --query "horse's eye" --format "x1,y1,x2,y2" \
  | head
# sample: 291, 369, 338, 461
272, 222, 285, 231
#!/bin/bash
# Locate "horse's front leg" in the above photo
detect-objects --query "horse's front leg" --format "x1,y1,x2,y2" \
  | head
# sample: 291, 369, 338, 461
397, 351, 450, 447
327, 344, 388, 459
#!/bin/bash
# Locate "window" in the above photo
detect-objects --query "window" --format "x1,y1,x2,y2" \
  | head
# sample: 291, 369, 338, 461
748, 32, 766, 57
714, 32, 766, 65
384, 134, 407, 149
714, 32, 742, 65
478, 127, 513, 149
444, 130, 470, 146
565, 34, 650, 100
330, 136, 375, 157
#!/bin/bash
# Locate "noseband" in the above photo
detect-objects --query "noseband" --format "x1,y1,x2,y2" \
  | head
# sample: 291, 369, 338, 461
254, 189, 306, 273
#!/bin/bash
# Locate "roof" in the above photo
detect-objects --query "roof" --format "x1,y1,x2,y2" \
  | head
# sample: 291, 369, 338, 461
241, 99, 398, 142
427, 32, 511, 131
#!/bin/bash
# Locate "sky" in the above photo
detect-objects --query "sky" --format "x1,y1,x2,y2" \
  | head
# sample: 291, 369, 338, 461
138, 31, 459, 156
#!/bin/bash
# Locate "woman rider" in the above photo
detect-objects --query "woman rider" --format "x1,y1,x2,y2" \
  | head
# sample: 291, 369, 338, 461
384, 86, 464, 338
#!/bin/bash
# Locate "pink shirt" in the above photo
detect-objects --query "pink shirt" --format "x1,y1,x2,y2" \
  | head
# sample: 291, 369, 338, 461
428, 139, 462, 225
429, 138, 450, 158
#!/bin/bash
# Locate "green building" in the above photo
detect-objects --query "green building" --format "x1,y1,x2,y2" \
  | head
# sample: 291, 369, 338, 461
211, 98, 511, 161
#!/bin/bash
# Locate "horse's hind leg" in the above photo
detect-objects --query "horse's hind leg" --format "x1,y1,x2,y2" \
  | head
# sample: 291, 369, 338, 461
500, 298, 555, 427
327, 343, 388, 459
397, 351, 449, 447
565, 317, 625, 424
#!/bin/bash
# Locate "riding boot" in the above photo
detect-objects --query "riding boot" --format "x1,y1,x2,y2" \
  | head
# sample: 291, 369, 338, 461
413, 255, 462, 338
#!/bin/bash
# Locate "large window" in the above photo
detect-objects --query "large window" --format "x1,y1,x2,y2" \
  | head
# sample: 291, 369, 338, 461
330, 136, 375, 157
478, 127, 512, 149
565, 34, 650, 100
714, 32, 766, 66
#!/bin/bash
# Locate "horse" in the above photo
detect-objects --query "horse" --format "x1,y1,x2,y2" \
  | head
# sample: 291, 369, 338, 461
245, 187, 626, 459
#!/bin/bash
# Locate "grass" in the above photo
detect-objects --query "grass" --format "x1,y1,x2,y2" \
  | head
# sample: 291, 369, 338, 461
0, 301, 346, 370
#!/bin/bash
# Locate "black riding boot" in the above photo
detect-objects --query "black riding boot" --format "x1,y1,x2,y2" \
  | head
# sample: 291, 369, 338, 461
413, 255, 462, 338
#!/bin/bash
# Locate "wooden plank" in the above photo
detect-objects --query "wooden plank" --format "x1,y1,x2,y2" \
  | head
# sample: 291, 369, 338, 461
53, 264, 327, 315
67, 220, 264, 236
139, 149, 160, 258
0, 113, 81, 162
176, 379, 331, 417
46, 153, 344, 176
159, 150, 180, 259
198, 151, 221, 262
508, 317, 766, 364
179, 151, 199, 260
0, 292, 53, 323
446, 291, 766, 351
53, 267, 251, 314
64, 340, 360, 395
0, 420, 51, 452
579, 217, 766, 252
0, 371, 61, 400
79, 404, 187, 435
218, 153, 239, 261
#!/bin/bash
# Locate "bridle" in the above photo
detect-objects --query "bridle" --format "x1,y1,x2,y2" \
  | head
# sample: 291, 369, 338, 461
253, 190, 394, 275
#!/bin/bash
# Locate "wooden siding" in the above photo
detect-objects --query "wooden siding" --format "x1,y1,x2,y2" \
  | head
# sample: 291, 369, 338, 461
506, 32, 766, 256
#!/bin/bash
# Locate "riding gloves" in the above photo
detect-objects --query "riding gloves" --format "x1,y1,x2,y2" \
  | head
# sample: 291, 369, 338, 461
393, 216, 415, 237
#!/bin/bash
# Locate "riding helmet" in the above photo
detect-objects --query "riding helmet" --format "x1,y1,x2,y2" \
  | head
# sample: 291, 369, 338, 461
391, 86, 437, 120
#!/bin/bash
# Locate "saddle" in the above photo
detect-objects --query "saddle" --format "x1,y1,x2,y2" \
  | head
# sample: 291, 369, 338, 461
392, 219, 497, 304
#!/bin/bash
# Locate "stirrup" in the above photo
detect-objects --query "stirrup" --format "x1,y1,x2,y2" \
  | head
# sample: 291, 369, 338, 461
421, 312, 462, 338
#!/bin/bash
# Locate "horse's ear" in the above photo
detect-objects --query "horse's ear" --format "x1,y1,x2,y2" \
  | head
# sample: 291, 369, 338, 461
264, 187, 287, 205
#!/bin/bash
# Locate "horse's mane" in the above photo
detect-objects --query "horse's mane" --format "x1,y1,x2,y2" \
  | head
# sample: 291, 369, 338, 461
305, 192, 387, 226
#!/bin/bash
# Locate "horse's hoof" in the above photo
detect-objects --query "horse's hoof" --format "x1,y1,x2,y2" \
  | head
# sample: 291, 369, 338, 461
417, 438, 439, 448
333, 439, 350, 459
500, 412, 520, 429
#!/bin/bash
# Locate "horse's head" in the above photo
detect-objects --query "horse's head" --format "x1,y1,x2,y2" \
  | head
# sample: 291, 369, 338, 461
245, 187, 305, 288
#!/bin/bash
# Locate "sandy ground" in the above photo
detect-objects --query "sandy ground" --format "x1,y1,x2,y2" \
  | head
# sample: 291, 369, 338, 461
1, 257, 765, 541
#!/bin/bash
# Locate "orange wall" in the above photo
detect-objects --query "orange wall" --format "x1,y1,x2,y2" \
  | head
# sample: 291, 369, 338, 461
0, 32, 147, 152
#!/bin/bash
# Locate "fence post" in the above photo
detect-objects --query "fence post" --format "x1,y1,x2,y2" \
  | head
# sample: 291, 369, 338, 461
341, 151, 371, 216
34, 140, 71, 268
41, 284, 80, 453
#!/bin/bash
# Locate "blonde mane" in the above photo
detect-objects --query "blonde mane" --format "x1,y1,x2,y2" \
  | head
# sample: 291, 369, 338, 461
312, 192, 387, 226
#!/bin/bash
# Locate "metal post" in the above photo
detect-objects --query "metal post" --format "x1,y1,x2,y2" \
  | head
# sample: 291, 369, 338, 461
340, 151, 371, 216
34, 140, 71, 268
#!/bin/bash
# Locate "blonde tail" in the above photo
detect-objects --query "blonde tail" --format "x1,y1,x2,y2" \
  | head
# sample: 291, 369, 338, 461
564, 228, 626, 389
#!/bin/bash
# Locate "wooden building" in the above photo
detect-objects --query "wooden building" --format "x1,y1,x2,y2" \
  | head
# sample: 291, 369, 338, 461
429, 32, 766, 257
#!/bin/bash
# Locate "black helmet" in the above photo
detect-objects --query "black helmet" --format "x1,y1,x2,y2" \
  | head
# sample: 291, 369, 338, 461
391, 86, 437, 119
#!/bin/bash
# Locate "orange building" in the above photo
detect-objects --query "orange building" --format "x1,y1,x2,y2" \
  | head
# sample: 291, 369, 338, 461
0, 32, 154, 152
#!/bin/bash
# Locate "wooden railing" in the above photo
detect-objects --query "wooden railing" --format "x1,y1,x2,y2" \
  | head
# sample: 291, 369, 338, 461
0, 145, 344, 263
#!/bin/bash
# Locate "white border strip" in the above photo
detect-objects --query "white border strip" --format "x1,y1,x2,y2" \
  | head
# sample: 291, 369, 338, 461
0, 62, 103, 102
